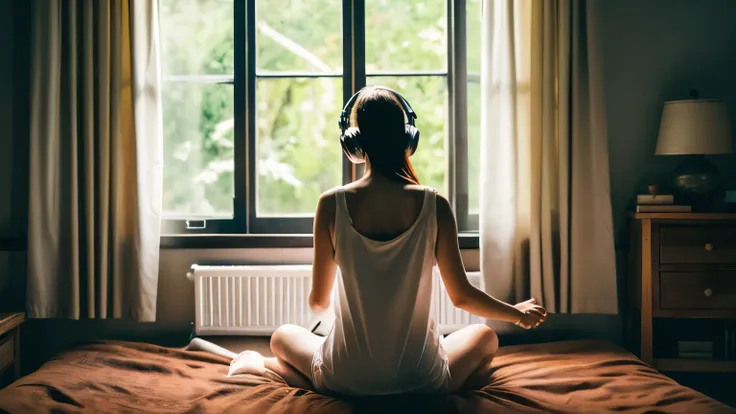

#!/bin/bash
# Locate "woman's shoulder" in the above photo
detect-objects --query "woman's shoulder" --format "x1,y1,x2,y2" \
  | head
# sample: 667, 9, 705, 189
320, 186, 342, 199
402, 186, 450, 217
316, 187, 341, 214
402, 184, 438, 194
322, 183, 443, 201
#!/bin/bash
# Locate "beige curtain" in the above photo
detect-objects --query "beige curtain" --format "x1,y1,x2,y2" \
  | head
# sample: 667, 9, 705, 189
27, 0, 163, 321
480, 0, 616, 313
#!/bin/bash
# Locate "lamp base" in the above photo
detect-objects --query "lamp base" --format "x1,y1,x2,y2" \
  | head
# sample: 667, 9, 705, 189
672, 155, 720, 210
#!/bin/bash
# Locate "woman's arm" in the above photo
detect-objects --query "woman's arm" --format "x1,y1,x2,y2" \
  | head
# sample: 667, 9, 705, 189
435, 195, 544, 326
308, 191, 338, 313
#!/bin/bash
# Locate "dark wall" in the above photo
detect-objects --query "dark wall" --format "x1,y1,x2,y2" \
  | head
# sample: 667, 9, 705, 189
600, 0, 736, 245
0, 0, 14, 230
0, 0, 29, 312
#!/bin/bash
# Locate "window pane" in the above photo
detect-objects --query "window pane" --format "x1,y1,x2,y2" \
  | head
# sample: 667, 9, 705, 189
162, 83, 234, 218
256, 0, 342, 74
160, 0, 234, 76
466, 0, 482, 74
366, 76, 448, 194
467, 81, 481, 214
256, 78, 343, 215
365, 0, 447, 73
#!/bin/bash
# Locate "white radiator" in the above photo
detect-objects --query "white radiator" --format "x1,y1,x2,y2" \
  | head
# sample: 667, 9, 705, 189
187, 264, 483, 336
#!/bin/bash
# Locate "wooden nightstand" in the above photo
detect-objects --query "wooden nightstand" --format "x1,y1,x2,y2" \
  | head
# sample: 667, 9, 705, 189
0, 313, 24, 384
627, 213, 736, 373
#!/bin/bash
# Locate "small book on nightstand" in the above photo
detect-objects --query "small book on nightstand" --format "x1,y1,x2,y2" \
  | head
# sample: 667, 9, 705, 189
637, 194, 675, 205
635, 192, 691, 213
636, 204, 692, 213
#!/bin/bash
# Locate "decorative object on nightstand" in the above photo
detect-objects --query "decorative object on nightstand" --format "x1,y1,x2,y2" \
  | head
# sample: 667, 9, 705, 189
0, 313, 24, 386
655, 91, 733, 211
626, 213, 736, 373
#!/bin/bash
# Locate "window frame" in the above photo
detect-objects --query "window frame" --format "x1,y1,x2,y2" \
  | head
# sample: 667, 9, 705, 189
161, 0, 478, 236
160, 0, 246, 235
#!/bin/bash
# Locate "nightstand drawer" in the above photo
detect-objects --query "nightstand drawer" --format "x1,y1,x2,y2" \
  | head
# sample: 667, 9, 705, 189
0, 336, 12, 374
660, 226, 736, 264
660, 272, 736, 310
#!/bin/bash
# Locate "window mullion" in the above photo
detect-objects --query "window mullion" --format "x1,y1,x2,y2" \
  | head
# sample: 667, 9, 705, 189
244, 0, 256, 232
341, 0, 353, 185
342, 0, 366, 183
451, 0, 470, 231
448, 0, 456, 209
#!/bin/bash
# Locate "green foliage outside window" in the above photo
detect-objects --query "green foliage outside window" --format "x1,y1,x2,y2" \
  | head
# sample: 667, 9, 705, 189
160, 0, 481, 219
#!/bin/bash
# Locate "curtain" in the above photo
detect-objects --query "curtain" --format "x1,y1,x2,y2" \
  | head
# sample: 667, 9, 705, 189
480, 0, 616, 314
27, 0, 163, 321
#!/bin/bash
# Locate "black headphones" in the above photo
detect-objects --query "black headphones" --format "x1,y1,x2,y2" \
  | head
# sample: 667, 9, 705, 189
338, 85, 420, 164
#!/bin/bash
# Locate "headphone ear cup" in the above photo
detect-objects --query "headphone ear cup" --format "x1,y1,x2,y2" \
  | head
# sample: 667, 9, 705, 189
340, 127, 366, 163
404, 124, 420, 157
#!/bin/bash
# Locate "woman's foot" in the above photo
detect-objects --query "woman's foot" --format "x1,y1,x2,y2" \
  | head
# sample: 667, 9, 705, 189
228, 351, 314, 390
228, 350, 267, 376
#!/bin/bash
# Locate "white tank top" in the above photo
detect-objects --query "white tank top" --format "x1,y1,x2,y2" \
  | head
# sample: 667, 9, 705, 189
311, 186, 450, 396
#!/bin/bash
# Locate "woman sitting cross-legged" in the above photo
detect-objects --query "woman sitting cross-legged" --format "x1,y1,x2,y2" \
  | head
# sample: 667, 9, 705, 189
187, 85, 547, 396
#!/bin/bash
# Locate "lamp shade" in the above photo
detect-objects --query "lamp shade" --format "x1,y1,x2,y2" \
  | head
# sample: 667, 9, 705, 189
655, 99, 733, 155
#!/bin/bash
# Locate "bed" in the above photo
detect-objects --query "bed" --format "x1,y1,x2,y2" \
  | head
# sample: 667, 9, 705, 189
0, 339, 732, 413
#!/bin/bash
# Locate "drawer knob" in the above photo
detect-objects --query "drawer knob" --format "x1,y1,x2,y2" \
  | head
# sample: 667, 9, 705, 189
704, 288, 713, 297
704, 243, 715, 252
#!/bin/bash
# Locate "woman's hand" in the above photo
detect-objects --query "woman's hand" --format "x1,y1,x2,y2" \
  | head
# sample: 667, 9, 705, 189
513, 298, 547, 329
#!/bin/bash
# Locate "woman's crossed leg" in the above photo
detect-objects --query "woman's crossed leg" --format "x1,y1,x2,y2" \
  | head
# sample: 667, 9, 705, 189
442, 324, 499, 392
188, 323, 496, 393
187, 324, 324, 390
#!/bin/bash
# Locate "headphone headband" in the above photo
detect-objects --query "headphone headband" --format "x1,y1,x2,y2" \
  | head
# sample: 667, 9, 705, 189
338, 85, 417, 132
338, 85, 421, 164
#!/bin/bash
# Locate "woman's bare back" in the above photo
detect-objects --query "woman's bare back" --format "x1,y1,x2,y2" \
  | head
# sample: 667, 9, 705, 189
341, 179, 427, 242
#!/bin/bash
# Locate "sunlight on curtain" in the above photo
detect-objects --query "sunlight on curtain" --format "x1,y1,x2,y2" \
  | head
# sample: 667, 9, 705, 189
479, 0, 617, 314
27, 0, 162, 321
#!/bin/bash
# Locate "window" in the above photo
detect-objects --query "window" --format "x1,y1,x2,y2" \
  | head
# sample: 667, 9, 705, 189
160, 0, 480, 235
160, 0, 238, 233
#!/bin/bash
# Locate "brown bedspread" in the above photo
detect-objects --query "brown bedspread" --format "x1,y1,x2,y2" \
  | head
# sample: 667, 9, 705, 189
0, 340, 732, 414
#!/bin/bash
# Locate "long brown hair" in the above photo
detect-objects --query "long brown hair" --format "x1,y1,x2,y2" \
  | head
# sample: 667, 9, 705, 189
350, 87, 420, 185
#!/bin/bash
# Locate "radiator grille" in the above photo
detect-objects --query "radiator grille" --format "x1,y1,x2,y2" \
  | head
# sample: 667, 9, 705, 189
189, 265, 483, 336
431, 269, 484, 333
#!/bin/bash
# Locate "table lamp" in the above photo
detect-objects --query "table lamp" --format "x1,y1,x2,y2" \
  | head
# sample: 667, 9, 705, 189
655, 95, 733, 208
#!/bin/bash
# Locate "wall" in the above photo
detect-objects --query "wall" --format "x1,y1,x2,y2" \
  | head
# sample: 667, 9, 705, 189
0, 0, 13, 232
0, 0, 12, 289
0, 0, 27, 313
598, 0, 736, 349
600, 0, 736, 243
3, 0, 736, 371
